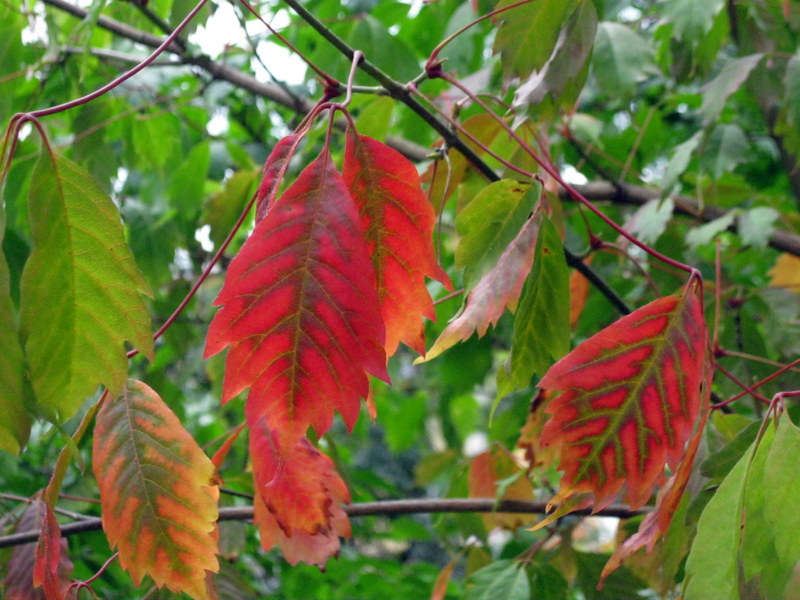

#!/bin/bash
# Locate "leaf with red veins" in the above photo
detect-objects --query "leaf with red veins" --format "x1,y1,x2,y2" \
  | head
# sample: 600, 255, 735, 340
344, 133, 451, 356
418, 209, 542, 363
4, 496, 72, 600
205, 150, 388, 455
539, 279, 709, 511
250, 418, 350, 535
255, 134, 300, 223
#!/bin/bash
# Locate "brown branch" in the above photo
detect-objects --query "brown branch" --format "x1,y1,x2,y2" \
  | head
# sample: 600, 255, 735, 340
0, 498, 649, 549
569, 182, 800, 257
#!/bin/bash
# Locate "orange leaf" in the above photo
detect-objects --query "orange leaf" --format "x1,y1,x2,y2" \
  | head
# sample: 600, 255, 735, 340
768, 253, 800, 291
92, 380, 219, 599
3, 496, 72, 600
539, 280, 709, 512
344, 133, 451, 355
568, 258, 592, 328
250, 420, 351, 567
419, 209, 542, 363
205, 150, 388, 460
468, 443, 536, 530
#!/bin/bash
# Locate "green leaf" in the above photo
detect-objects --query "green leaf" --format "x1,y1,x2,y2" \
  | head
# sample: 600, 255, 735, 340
685, 210, 738, 249
782, 53, 800, 126
662, 0, 726, 45
738, 207, 779, 248
700, 55, 763, 126
592, 22, 657, 99
466, 560, 530, 600
355, 97, 395, 140
0, 2, 25, 118
494, 0, 579, 79
0, 200, 30, 454
701, 420, 760, 480
20, 151, 153, 422
661, 131, 702, 193
683, 427, 771, 599
626, 198, 674, 245
528, 563, 568, 600
202, 168, 258, 250
455, 179, 541, 292
511, 217, 570, 388
349, 16, 420, 84
702, 124, 750, 180
169, 141, 211, 220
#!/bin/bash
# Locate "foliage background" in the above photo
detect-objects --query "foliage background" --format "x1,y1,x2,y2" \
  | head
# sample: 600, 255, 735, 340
2, 0, 800, 598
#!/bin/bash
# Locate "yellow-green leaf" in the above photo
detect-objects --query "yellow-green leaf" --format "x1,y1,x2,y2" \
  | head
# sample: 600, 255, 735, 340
93, 380, 219, 599
21, 150, 153, 422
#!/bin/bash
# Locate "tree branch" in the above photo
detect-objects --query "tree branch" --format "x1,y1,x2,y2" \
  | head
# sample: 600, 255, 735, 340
0, 498, 649, 549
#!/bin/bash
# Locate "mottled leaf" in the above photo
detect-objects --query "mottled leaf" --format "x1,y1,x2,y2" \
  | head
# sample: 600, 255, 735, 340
344, 133, 450, 356
3, 497, 72, 600
455, 179, 540, 292
33, 503, 68, 600
419, 209, 543, 363
93, 380, 219, 599
468, 444, 536, 530
205, 150, 388, 459
511, 217, 570, 387
539, 280, 708, 511
21, 151, 153, 422
493, 0, 579, 79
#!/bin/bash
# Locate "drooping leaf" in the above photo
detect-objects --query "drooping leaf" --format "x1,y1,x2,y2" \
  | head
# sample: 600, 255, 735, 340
20, 150, 153, 422
701, 124, 750, 180
0, 200, 30, 454
699, 54, 762, 126
493, 0, 579, 79
343, 133, 450, 356
251, 419, 351, 567
468, 444, 536, 530
466, 560, 530, 600
418, 209, 543, 363
3, 496, 72, 600
539, 280, 708, 511
511, 216, 570, 387
661, 131, 702, 193
255, 134, 300, 223
592, 22, 658, 99
92, 380, 219, 599
33, 502, 68, 600
205, 150, 388, 457
455, 179, 540, 292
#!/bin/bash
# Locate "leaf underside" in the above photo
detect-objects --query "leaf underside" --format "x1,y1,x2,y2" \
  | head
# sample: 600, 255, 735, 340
205, 150, 388, 460
539, 281, 708, 511
92, 380, 219, 599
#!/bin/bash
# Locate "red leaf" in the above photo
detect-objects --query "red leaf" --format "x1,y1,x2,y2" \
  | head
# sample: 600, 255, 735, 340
3, 496, 72, 600
250, 419, 351, 567
344, 133, 450, 356
539, 280, 708, 511
255, 134, 300, 223
205, 150, 388, 458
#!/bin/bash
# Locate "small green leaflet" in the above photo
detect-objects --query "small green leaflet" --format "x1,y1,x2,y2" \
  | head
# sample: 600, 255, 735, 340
510, 216, 570, 388
21, 150, 153, 422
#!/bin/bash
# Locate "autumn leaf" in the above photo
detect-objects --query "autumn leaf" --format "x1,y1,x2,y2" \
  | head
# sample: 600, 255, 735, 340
20, 150, 153, 422
92, 380, 219, 599
769, 253, 800, 291
255, 134, 301, 223
518, 390, 559, 470
343, 132, 450, 355
205, 150, 388, 457
539, 279, 708, 511
468, 443, 536, 530
419, 208, 542, 363
251, 418, 351, 567
3, 496, 72, 600
569, 258, 592, 328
